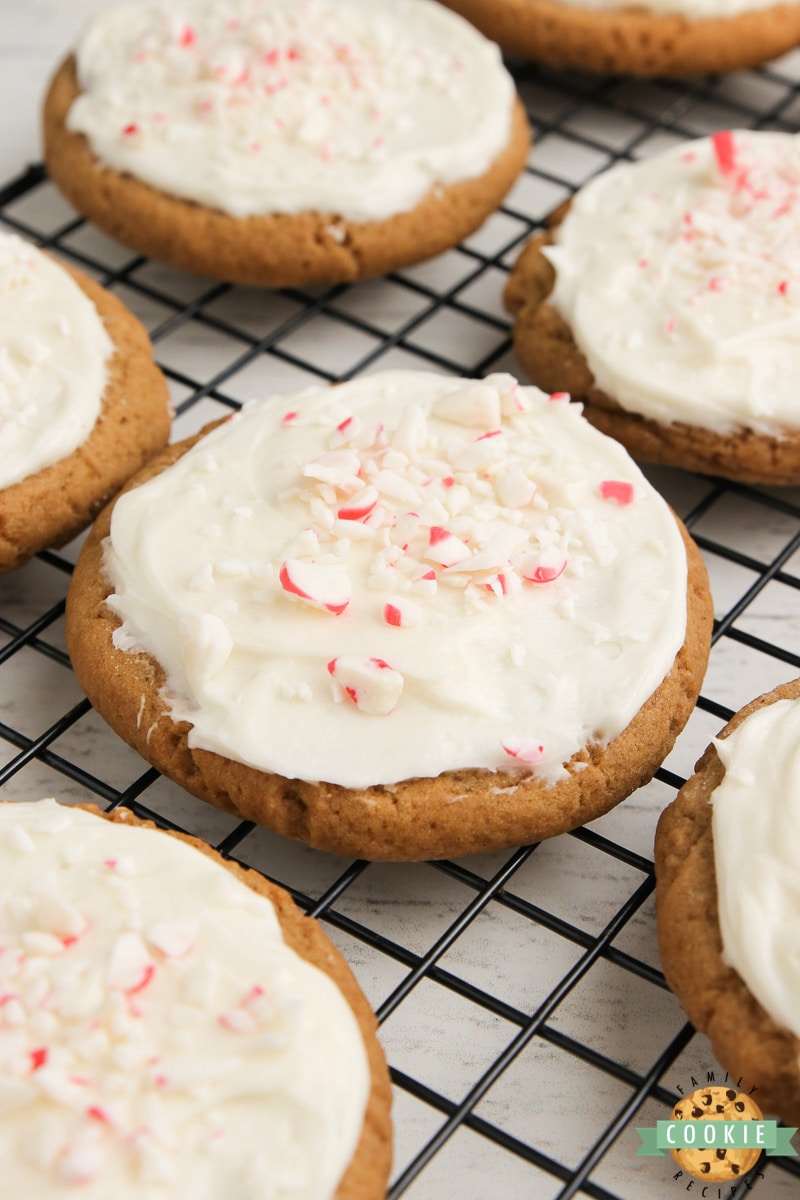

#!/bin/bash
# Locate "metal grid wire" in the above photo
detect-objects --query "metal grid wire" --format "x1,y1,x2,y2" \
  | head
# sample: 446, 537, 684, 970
3, 52, 800, 1199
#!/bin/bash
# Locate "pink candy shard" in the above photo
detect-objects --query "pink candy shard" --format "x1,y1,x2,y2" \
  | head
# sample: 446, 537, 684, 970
384, 603, 402, 626
107, 932, 156, 994
127, 963, 156, 996
711, 131, 736, 177
484, 572, 514, 598
279, 560, 351, 615
548, 391, 570, 403
520, 543, 567, 584
521, 558, 566, 584
29, 1047, 48, 1071
599, 480, 635, 506
425, 527, 471, 568
337, 484, 379, 521
327, 655, 404, 716
501, 737, 544, 765
383, 598, 422, 627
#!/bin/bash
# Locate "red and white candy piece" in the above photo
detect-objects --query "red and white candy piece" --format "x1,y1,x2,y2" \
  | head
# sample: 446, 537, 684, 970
106, 932, 156, 995
599, 480, 635, 506
712, 130, 736, 177
485, 373, 527, 416
329, 414, 364, 447
501, 737, 544, 765
520, 545, 567, 584
424, 526, 471, 568
327, 656, 404, 716
484, 571, 521, 598
453, 431, 506, 472
279, 559, 351, 615
383, 598, 423, 627
337, 484, 378, 521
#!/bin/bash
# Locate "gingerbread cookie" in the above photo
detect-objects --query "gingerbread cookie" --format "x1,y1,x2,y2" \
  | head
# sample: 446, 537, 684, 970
43, 0, 530, 288
0, 799, 391, 1197
0, 231, 170, 572
506, 131, 800, 485
436, 0, 800, 76
66, 370, 712, 861
669, 1087, 762, 1180
656, 679, 800, 1128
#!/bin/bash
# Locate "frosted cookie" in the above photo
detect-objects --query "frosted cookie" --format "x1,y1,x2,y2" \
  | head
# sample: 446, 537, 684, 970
506, 131, 800, 485
66, 370, 712, 861
656, 680, 800, 1127
0, 232, 170, 572
435, 0, 800, 76
43, 0, 530, 288
0, 798, 391, 1198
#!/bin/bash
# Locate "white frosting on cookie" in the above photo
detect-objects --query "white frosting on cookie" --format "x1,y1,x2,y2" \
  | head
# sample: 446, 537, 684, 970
0, 233, 112, 491
0, 799, 369, 1198
554, 0, 781, 17
544, 131, 800, 436
66, 0, 516, 223
712, 697, 800, 1043
103, 370, 688, 789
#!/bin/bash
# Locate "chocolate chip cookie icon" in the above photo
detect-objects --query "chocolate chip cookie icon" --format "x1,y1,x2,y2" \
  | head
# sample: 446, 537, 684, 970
669, 1087, 763, 1181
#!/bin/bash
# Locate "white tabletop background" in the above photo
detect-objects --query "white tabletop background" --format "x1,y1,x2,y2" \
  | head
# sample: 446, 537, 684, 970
2, 1, 800, 1197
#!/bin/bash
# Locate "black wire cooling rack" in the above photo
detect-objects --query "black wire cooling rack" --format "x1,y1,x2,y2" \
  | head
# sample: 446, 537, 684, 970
3, 55, 800, 1200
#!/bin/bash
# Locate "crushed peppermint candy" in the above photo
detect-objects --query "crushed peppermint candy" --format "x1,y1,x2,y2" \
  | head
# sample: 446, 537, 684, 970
711, 130, 736, 177
327, 655, 404, 715
104, 369, 687, 787
0, 800, 371, 1194
65, 0, 517, 225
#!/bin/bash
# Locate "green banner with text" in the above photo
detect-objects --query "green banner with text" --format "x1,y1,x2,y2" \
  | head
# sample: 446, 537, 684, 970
636, 1120, 798, 1157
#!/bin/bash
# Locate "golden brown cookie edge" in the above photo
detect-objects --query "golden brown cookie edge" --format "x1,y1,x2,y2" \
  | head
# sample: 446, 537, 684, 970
505, 215, 800, 485
43, 56, 530, 288
0, 260, 170, 572
655, 679, 800, 1128
438, 0, 800, 76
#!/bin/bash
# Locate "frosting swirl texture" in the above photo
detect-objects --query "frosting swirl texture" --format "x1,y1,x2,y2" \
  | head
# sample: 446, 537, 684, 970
67, 0, 516, 222
103, 371, 688, 789
0, 233, 112, 491
545, 132, 800, 436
